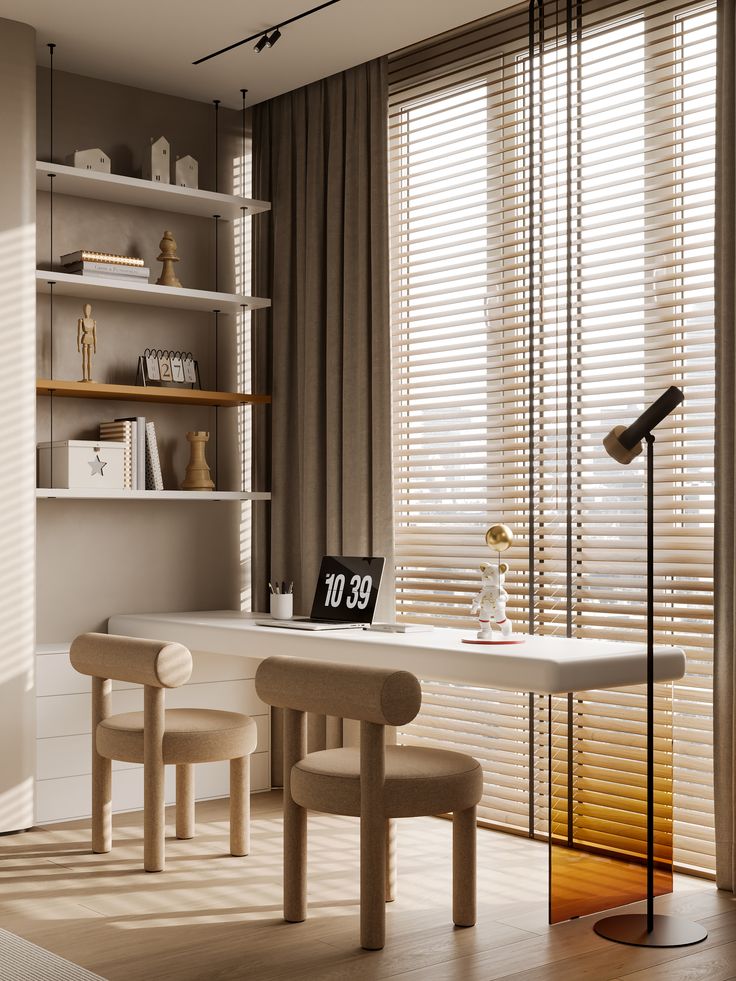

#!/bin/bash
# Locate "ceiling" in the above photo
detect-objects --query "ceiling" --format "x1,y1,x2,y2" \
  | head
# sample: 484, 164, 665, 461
0, 0, 514, 108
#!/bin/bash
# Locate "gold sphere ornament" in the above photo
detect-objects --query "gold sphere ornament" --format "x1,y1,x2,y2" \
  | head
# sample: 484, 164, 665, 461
485, 523, 513, 552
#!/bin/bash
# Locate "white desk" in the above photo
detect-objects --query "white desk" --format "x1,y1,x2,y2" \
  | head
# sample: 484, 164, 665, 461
108, 610, 686, 695
108, 610, 686, 925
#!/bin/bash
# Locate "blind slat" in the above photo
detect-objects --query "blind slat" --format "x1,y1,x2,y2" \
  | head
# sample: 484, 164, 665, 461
389, 0, 716, 873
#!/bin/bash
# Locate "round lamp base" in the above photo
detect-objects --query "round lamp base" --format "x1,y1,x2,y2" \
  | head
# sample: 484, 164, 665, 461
594, 913, 707, 948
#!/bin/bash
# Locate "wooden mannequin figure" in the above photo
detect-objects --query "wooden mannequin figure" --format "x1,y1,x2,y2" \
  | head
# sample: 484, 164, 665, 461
77, 303, 97, 382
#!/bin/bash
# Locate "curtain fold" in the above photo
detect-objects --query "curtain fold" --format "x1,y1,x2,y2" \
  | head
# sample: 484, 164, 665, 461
251, 56, 394, 619
715, 0, 736, 894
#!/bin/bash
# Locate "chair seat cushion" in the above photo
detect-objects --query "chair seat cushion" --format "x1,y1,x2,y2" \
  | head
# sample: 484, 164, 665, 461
291, 745, 483, 818
97, 709, 257, 765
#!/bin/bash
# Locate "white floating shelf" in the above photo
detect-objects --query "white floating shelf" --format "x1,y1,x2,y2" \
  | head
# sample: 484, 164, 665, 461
37, 161, 271, 220
37, 489, 271, 502
36, 271, 270, 314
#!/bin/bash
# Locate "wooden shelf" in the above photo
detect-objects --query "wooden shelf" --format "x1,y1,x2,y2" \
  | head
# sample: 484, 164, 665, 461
36, 379, 271, 407
36, 161, 271, 220
37, 489, 271, 502
36, 271, 270, 314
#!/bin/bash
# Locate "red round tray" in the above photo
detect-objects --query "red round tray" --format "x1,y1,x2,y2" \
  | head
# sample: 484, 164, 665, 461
461, 637, 525, 645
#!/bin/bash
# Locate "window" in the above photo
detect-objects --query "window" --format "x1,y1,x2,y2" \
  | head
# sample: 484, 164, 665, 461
389, 0, 716, 873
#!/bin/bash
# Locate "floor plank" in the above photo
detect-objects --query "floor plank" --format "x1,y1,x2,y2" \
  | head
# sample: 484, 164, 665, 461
0, 791, 728, 981
615, 938, 736, 981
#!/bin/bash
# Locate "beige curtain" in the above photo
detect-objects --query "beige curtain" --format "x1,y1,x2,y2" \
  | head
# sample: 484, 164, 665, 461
715, 0, 736, 894
251, 58, 393, 620
251, 59, 393, 779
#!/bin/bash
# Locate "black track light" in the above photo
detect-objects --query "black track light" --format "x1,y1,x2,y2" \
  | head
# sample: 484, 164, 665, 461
194, 0, 343, 66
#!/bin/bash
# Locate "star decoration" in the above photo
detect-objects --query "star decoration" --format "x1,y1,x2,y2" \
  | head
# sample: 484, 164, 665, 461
88, 454, 107, 477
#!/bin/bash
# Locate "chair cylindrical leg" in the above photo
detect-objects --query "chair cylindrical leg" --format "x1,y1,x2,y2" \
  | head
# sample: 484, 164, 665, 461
230, 756, 250, 856
453, 805, 477, 927
176, 764, 195, 840
91, 678, 112, 854
143, 686, 165, 873
361, 721, 386, 950
284, 708, 307, 922
385, 819, 397, 902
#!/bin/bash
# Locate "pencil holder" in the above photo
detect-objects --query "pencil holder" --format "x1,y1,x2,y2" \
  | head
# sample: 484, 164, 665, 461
270, 593, 293, 620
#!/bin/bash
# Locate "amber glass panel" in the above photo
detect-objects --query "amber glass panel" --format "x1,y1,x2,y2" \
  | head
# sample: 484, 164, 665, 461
549, 684, 673, 924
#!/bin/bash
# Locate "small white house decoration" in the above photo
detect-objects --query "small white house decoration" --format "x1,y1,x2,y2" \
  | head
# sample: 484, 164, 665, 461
143, 136, 170, 183
67, 148, 111, 173
175, 154, 198, 189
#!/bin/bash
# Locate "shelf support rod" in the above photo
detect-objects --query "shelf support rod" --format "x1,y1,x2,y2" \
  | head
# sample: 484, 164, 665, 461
214, 309, 220, 488
241, 88, 248, 297
48, 43, 56, 161
241, 89, 247, 169
48, 41, 56, 486
213, 99, 220, 193
213, 214, 220, 292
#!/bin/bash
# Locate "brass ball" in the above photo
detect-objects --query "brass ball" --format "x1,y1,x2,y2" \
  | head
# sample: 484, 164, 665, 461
485, 523, 513, 552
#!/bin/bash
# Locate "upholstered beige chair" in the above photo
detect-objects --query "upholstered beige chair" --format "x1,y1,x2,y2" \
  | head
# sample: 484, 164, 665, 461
70, 632, 258, 872
255, 656, 483, 950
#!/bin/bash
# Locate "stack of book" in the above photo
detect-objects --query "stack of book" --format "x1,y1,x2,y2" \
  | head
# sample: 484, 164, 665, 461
61, 250, 150, 284
99, 417, 163, 491
99, 420, 135, 488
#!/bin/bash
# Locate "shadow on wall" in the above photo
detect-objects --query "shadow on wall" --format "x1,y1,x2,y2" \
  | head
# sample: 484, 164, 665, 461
0, 221, 36, 830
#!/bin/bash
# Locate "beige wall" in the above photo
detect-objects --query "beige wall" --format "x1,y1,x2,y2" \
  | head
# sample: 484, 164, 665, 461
35, 68, 257, 641
0, 17, 37, 831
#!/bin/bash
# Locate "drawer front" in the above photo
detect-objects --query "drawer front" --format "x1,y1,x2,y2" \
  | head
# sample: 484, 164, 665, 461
36, 650, 261, 697
37, 714, 269, 780
37, 680, 268, 739
36, 751, 270, 825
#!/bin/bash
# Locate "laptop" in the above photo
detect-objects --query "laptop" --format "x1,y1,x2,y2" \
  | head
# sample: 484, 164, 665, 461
256, 555, 385, 630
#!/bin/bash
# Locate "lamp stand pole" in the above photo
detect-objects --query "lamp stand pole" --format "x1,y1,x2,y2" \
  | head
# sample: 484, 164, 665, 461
594, 434, 707, 947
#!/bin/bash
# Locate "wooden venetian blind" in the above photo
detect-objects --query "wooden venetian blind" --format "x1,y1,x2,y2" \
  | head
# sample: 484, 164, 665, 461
388, 0, 716, 871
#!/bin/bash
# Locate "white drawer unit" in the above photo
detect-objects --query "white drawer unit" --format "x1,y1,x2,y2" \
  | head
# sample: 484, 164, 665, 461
38, 440, 126, 490
35, 644, 271, 824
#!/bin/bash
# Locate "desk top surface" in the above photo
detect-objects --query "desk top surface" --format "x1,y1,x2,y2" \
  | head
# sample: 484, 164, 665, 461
108, 611, 686, 695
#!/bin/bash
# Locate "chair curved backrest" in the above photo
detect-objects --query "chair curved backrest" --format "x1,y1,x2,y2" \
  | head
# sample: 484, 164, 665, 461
255, 656, 421, 726
70, 632, 192, 688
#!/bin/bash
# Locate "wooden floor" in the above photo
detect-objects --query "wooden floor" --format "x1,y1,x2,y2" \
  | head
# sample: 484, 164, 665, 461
1, 791, 734, 981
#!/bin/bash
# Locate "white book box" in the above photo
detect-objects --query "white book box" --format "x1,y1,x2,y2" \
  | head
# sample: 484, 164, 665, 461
38, 439, 126, 490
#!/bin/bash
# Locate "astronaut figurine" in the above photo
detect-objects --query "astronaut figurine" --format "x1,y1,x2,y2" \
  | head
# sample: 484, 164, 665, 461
470, 561, 513, 640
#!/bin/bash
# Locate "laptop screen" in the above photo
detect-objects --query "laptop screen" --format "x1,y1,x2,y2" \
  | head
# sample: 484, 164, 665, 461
309, 556, 385, 623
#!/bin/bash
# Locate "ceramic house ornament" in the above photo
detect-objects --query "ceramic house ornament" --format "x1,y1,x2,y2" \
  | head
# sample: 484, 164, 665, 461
67, 148, 111, 173
143, 136, 171, 183
175, 154, 198, 189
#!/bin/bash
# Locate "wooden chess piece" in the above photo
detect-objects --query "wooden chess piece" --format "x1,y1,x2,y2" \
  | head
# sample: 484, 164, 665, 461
156, 230, 182, 287
181, 431, 215, 491
77, 302, 97, 382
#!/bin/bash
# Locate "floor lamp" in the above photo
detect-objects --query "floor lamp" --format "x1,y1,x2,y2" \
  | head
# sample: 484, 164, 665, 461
593, 386, 707, 947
